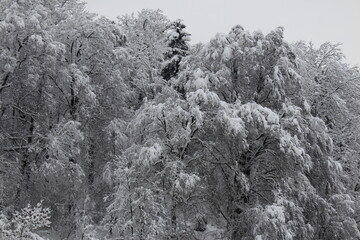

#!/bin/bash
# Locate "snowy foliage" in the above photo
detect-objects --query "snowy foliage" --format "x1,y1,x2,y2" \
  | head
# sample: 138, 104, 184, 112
0, 201, 51, 240
1, 1, 360, 239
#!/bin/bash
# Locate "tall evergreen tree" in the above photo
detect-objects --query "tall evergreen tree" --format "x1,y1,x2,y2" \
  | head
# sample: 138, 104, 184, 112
161, 20, 191, 81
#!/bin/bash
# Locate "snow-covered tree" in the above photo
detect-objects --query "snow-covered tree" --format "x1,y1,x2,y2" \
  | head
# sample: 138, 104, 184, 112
0, 201, 51, 240
161, 20, 191, 81
1, 2, 359, 239
119, 9, 170, 103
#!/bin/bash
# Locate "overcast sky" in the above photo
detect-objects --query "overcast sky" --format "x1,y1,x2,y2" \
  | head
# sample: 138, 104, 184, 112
84, 0, 360, 66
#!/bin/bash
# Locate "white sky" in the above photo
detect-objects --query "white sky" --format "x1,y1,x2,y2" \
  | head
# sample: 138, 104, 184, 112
84, 0, 360, 67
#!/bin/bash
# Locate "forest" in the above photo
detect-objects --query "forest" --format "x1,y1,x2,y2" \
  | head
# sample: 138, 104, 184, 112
1, 0, 360, 239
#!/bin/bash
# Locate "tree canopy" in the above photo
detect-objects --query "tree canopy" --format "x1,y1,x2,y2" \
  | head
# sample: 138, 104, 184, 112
1, 1, 360, 239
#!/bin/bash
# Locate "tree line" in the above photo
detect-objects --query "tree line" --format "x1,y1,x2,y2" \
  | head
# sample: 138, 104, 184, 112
1, 0, 360, 239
